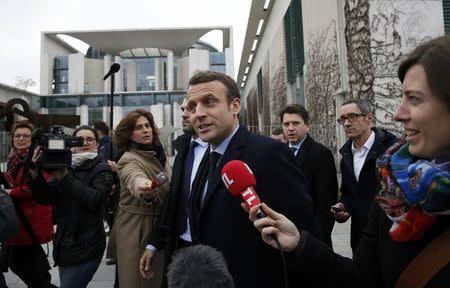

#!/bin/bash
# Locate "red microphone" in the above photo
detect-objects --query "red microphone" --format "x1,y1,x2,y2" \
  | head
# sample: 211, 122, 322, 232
221, 160, 266, 218
150, 172, 169, 189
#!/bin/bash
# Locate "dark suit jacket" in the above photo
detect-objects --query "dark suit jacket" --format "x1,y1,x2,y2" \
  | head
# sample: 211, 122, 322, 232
294, 134, 338, 248
148, 133, 192, 281
339, 127, 397, 250
190, 126, 315, 288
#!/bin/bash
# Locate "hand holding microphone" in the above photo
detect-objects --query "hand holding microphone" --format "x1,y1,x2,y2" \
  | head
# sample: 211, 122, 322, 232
138, 172, 168, 200
221, 160, 301, 252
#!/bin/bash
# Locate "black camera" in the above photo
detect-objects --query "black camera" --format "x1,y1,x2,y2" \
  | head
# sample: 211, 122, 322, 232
33, 126, 85, 170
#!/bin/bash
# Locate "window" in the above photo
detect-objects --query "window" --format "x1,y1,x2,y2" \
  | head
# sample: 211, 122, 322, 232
444, 0, 450, 34
257, 69, 263, 113
284, 0, 305, 83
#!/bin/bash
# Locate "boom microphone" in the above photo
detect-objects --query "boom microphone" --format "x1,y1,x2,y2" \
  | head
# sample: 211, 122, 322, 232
103, 63, 121, 80
150, 172, 169, 189
221, 160, 266, 218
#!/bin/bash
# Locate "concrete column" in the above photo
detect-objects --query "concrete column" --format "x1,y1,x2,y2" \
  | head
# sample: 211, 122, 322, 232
167, 52, 174, 90
80, 104, 89, 125
172, 102, 183, 139
113, 106, 123, 128
225, 47, 234, 77
68, 53, 85, 94
155, 58, 165, 91
127, 61, 137, 92
163, 104, 172, 127
150, 103, 164, 128
114, 56, 123, 92
189, 49, 209, 77
104, 54, 112, 92
102, 106, 109, 123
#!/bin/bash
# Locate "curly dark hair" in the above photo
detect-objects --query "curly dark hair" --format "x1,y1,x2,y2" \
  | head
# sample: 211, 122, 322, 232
113, 109, 160, 150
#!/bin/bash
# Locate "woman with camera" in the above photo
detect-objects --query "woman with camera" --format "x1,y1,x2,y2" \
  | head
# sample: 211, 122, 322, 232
29, 125, 113, 288
112, 109, 171, 288
0, 121, 54, 288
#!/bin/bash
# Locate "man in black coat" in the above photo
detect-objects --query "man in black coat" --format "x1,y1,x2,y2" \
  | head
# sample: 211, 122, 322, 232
179, 71, 315, 288
332, 98, 397, 252
280, 104, 338, 248
140, 98, 208, 283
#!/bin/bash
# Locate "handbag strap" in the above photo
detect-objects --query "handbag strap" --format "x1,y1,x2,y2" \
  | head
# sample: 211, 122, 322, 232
395, 227, 450, 288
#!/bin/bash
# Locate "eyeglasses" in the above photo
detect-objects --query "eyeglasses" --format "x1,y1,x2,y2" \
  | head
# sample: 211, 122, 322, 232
337, 113, 366, 125
82, 137, 97, 144
13, 134, 32, 139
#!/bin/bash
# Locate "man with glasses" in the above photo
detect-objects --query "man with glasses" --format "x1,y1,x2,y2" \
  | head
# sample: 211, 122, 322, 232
332, 98, 396, 252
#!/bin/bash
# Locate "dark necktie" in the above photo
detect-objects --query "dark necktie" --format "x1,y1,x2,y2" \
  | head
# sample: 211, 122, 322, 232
193, 151, 221, 211
178, 141, 198, 233
206, 151, 221, 193
290, 146, 297, 154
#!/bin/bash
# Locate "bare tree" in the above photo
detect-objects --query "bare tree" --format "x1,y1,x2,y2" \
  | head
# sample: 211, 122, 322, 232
15, 76, 36, 91
305, 22, 341, 153
344, 0, 375, 102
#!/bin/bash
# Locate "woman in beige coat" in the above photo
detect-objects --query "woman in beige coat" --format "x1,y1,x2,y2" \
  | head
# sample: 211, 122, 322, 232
113, 109, 171, 288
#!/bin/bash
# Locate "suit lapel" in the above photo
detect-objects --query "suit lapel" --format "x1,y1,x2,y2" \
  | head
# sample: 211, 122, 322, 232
199, 126, 248, 213
295, 134, 311, 166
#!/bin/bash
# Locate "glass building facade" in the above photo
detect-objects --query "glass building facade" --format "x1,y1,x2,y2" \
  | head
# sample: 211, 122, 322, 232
40, 91, 186, 124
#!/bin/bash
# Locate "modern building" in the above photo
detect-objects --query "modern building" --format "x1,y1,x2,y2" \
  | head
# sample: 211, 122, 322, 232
39, 27, 234, 134
237, 0, 448, 156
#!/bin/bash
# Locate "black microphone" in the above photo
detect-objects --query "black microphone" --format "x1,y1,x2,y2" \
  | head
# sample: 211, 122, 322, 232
103, 63, 121, 80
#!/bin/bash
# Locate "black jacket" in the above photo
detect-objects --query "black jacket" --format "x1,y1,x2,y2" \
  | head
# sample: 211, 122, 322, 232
290, 203, 450, 287
148, 132, 192, 284
294, 134, 338, 248
339, 127, 397, 249
30, 155, 113, 266
189, 126, 315, 288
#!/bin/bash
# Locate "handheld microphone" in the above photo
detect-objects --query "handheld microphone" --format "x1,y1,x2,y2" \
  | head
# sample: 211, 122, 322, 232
221, 160, 266, 219
103, 63, 121, 80
150, 172, 169, 189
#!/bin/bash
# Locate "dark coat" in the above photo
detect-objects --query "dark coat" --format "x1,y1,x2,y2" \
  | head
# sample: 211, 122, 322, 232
339, 127, 397, 249
29, 155, 113, 267
290, 203, 450, 287
294, 134, 338, 248
190, 126, 315, 288
148, 133, 192, 278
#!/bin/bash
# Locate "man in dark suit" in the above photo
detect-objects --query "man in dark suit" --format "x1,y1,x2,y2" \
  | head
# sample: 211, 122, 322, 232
332, 98, 397, 252
280, 104, 338, 248
140, 98, 208, 282
181, 71, 315, 288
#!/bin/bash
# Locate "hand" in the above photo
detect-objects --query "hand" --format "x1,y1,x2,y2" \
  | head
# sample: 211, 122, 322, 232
139, 249, 156, 279
331, 202, 350, 221
50, 168, 68, 182
248, 203, 300, 252
31, 146, 42, 165
138, 179, 157, 199
107, 160, 118, 172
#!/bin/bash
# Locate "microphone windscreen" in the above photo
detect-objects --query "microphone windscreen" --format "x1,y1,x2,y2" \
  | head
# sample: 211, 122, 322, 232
111, 63, 120, 73
221, 160, 256, 196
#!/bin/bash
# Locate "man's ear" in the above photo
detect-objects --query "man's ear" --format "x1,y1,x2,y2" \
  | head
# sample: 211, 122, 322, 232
366, 112, 375, 125
230, 98, 241, 116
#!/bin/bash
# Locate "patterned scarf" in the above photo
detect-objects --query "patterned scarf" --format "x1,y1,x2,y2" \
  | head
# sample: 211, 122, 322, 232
376, 139, 450, 242
6, 149, 28, 179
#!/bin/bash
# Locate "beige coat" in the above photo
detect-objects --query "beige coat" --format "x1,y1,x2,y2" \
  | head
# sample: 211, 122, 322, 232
114, 148, 171, 288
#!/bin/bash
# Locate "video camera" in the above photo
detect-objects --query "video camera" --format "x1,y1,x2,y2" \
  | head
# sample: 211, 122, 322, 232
32, 126, 84, 170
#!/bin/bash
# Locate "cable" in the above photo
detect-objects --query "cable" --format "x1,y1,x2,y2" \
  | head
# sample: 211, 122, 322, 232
271, 234, 289, 288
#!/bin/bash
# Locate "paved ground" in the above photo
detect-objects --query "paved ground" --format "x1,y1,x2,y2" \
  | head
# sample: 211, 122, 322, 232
4, 220, 352, 287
